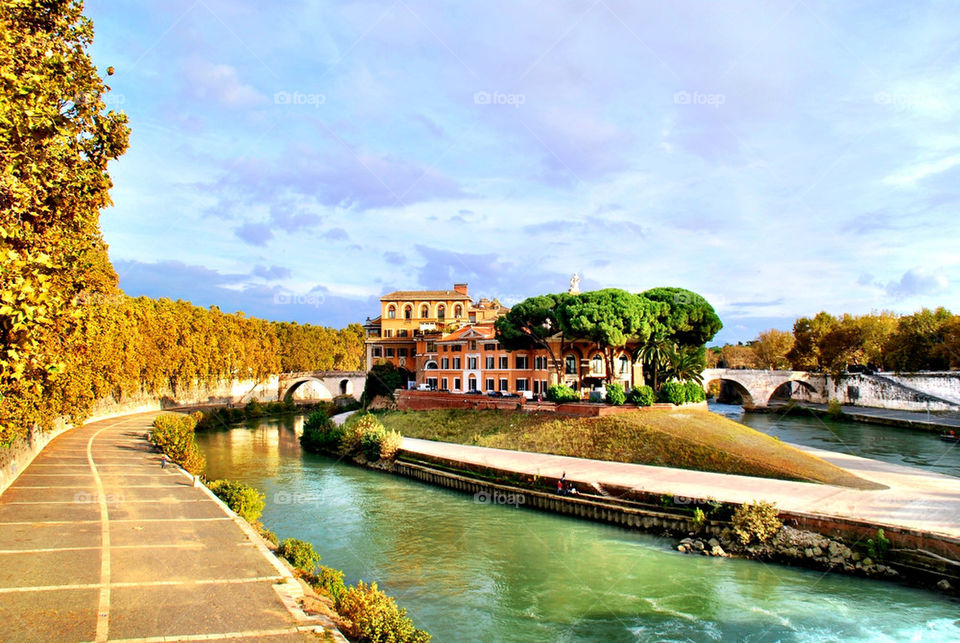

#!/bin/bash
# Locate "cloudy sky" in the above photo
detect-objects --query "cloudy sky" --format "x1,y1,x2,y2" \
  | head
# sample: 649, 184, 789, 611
86, 0, 960, 344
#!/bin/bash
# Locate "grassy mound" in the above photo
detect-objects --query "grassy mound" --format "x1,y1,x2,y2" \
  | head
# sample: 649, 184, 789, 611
377, 408, 883, 490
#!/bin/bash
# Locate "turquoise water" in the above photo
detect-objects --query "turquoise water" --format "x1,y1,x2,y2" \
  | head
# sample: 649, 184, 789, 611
711, 403, 960, 477
197, 416, 960, 642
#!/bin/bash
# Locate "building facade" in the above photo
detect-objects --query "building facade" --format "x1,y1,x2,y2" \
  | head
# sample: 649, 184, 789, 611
364, 283, 644, 397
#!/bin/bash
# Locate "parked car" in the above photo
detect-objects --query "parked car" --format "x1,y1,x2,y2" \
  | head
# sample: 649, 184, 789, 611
465, 389, 483, 395
486, 391, 503, 397
501, 392, 520, 398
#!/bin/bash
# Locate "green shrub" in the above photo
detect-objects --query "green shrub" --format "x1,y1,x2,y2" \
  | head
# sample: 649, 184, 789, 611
546, 384, 580, 403
605, 382, 626, 405
866, 528, 890, 560
277, 537, 321, 573
379, 429, 403, 460
683, 382, 706, 403
691, 507, 706, 533
659, 381, 686, 405
628, 385, 655, 406
244, 399, 265, 418
259, 526, 279, 546
206, 479, 265, 523
150, 413, 206, 475
310, 565, 347, 604
361, 426, 387, 460
827, 398, 844, 419
341, 413, 386, 457
300, 411, 344, 454
731, 501, 782, 545
337, 581, 431, 643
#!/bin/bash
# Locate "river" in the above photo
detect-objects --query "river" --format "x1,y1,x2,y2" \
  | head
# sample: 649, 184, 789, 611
197, 414, 959, 642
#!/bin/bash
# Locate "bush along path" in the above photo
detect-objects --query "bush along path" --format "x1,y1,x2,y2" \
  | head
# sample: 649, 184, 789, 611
152, 411, 431, 643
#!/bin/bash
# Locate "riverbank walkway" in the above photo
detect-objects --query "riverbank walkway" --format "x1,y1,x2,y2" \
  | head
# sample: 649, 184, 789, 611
0, 412, 334, 642
401, 437, 960, 540
777, 402, 960, 431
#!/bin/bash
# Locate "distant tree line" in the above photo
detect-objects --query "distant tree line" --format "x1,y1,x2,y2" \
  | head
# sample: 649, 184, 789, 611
707, 308, 960, 375
0, 5, 362, 446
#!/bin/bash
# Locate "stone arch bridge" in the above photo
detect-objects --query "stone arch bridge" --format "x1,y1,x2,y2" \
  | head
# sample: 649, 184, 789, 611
277, 371, 367, 402
701, 369, 828, 409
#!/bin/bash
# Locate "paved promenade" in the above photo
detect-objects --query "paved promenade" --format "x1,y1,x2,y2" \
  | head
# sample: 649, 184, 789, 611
0, 412, 330, 642
401, 437, 960, 539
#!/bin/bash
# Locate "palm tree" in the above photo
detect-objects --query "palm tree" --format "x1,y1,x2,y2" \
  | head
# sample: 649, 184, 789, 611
665, 347, 704, 386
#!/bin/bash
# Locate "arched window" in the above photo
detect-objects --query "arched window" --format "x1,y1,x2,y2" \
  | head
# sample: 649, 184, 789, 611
425, 361, 438, 370
404, 305, 412, 319
454, 304, 463, 318
437, 305, 446, 321
420, 305, 429, 318
565, 354, 578, 375
387, 305, 396, 319
592, 354, 604, 374
619, 355, 630, 375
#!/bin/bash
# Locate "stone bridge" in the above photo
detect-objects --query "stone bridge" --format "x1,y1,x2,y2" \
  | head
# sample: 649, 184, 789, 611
701, 369, 828, 409
277, 370, 367, 402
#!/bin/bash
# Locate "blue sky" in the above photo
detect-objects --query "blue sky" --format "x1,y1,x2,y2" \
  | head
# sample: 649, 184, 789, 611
86, 0, 960, 344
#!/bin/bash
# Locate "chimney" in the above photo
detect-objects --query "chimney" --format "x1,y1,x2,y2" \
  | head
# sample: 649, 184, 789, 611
454, 283, 468, 295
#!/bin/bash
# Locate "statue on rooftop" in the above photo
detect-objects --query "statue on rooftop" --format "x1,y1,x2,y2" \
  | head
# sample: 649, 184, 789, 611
568, 273, 581, 295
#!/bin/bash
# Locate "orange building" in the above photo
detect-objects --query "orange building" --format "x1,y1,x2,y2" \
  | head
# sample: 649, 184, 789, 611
364, 283, 643, 398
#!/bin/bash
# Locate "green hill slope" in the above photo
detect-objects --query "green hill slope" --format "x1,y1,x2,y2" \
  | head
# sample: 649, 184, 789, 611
377, 408, 883, 490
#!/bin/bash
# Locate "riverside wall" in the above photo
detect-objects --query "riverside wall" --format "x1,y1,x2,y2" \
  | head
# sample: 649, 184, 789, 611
395, 390, 708, 416
0, 375, 283, 495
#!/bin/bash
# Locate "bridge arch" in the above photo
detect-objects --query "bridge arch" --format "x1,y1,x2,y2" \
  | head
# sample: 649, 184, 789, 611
703, 377, 755, 407
768, 379, 819, 404
701, 369, 827, 408
282, 378, 335, 402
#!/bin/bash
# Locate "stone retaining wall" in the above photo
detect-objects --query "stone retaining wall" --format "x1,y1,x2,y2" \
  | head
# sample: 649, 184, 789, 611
395, 390, 708, 416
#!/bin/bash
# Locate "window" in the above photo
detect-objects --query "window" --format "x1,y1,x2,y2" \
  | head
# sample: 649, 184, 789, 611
592, 354, 604, 374
385, 348, 395, 357
387, 305, 396, 319
515, 355, 529, 369
426, 342, 436, 352
441, 357, 449, 369
499, 356, 509, 369
427, 377, 438, 389
441, 377, 448, 390
516, 378, 529, 391
467, 357, 478, 370
540, 379, 548, 393
442, 345, 448, 352
384, 329, 393, 338
404, 306, 412, 319
437, 305, 446, 320
453, 357, 461, 369
451, 345, 462, 352
485, 378, 495, 391
397, 330, 408, 337
534, 380, 540, 394
565, 354, 577, 375
372, 347, 382, 357
485, 356, 495, 369
469, 313, 477, 323
421, 305, 429, 318
468, 375, 478, 391
534, 356, 549, 370
619, 356, 630, 375
469, 341, 477, 350
455, 304, 463, 318
399, 348, 408, 357
425, 361, 438, 370
454, 377, 461, 390
499, 378, 508, 391
484, 343, 497, 351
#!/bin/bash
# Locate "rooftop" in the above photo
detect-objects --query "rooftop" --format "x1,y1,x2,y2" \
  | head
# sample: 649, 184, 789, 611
380, 289, 473, 301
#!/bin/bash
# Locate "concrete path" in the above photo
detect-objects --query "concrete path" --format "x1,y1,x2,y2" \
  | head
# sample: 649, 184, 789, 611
0, 412, 329, 642
401, 437, 960, 539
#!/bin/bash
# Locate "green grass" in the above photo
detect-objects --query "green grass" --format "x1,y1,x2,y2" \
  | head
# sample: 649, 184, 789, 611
377, 408, 884, 490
